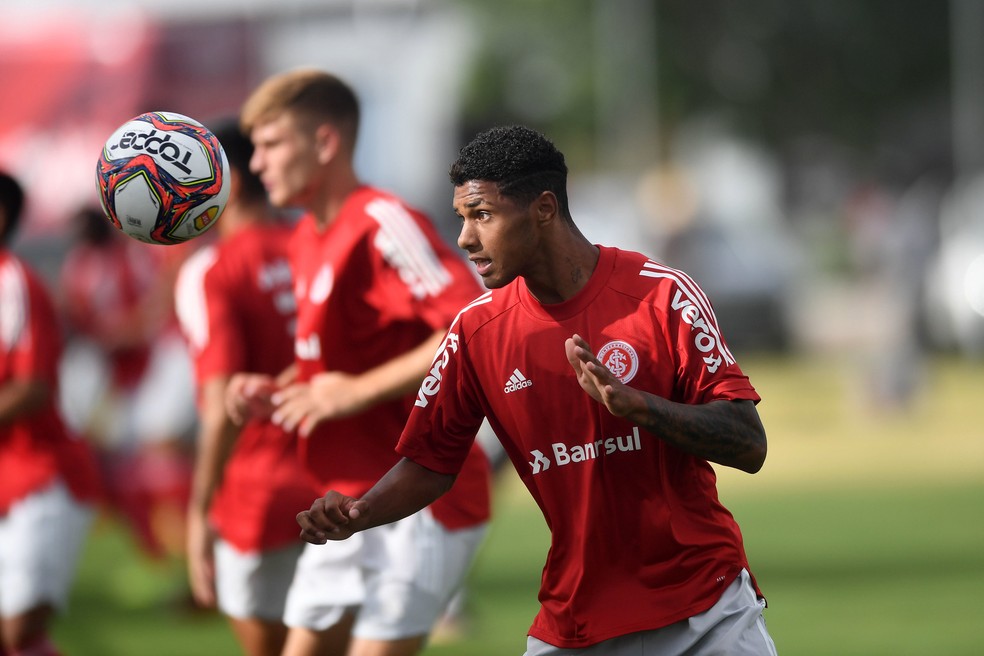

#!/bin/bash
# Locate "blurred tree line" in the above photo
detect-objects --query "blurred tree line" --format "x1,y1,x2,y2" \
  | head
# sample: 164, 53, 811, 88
454, 0, 952, 185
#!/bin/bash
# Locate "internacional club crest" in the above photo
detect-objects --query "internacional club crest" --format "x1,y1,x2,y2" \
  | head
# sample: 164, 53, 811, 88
596, 340, 639, 384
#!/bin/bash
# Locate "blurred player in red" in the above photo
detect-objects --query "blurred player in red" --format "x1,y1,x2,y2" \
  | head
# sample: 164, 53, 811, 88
0, 170, 102, 656
228, 69, 492, 656
57, 204, 197, 564
297, 126, 778, 656
173, 120, 320, 656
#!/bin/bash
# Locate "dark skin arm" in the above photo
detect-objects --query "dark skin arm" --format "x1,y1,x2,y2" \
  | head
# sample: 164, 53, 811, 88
564, 334, 767, 473
297, 458, 455, 544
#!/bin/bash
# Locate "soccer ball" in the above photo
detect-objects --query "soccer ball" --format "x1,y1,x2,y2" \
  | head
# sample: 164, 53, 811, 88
96, 111, 230, 245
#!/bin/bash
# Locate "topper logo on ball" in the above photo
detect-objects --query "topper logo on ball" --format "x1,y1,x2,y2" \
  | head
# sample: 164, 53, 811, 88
96, 111, 230, 245
109, 129, 202, 180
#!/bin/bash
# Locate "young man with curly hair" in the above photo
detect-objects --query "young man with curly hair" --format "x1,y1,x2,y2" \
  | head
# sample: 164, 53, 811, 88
298, 125, 778, 656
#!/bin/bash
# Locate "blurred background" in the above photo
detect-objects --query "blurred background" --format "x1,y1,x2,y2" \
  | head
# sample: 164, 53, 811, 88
1, 1, 982, 655
5, 0, 984, 362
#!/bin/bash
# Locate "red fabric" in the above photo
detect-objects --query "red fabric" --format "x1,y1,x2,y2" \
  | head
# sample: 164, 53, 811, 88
0, 252, 102, 514
176, 223, 319, 551
59, 237, 162, 387
398, 246, 763, 648
290, 186, 489, 527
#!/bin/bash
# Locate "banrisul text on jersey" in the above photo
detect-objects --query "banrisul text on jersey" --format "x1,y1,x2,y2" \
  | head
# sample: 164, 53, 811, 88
528, 426, 643, 475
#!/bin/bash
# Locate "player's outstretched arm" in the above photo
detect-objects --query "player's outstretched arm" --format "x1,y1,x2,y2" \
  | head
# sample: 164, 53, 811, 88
297, 457, 455, 543
565, 334, 767, 474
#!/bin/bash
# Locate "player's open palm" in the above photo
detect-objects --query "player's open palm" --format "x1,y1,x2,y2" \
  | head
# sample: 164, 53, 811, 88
565, 334, 636, 418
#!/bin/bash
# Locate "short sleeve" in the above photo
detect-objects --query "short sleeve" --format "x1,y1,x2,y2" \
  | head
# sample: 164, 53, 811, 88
397, 320, 485, 475
657, 271, 761, 405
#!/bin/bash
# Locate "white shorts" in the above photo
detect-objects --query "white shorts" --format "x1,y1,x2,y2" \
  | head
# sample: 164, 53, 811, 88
283, 508, 487, 641
524, 569, 777, 656
0, 481, 95, 617
214, 538, 305, 622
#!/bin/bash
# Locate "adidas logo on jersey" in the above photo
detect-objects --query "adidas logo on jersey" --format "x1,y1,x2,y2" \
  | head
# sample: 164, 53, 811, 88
503, 368, 533, 393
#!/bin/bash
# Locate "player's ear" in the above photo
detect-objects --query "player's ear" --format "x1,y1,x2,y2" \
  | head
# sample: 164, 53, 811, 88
314, 124, 341, 164
533, 191, 560, 226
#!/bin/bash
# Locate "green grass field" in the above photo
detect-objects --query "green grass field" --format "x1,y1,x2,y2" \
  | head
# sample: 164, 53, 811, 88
53, 355, 984, 655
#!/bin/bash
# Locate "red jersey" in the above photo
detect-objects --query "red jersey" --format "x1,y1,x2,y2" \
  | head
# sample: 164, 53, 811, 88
290, 185, 490, 529
59, 236, 154, 387
0, 251, 102, 514
397, 246, 764, 648
174, 223, 319, 552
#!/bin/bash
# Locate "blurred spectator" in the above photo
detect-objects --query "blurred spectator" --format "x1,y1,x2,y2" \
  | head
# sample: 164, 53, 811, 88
843, 175, 942, 410
57, 205, 199, 563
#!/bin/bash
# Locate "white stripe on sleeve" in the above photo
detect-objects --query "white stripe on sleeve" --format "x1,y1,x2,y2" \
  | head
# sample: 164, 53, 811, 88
367, 198, 452, 299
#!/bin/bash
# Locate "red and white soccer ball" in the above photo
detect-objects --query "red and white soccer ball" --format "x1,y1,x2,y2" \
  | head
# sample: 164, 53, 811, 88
96, 111, 230, 245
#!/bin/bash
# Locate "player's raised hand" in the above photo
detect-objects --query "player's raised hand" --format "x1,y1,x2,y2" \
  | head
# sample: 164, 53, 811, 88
297, 491, 369, 543
564, 334, 637, 418
225, 373, 278, 424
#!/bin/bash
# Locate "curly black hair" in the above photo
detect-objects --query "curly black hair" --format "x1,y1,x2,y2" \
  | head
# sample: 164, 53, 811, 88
449, 125, 571, 220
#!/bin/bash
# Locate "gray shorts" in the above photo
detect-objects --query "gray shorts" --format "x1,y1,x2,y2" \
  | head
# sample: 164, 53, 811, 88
524, 569, 777, 656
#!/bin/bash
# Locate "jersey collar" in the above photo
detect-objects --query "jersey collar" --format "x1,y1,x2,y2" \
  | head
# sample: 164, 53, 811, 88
518, 245, 616, 321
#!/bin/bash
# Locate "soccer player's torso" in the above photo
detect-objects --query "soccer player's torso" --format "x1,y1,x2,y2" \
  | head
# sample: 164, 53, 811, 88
290, 188, 444, 382
288, 187, 482, 493
457, 246, 759, 645
208, 223, 296, 375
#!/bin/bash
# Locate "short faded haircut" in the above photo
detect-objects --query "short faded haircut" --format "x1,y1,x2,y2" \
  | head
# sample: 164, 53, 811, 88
449, 125, 571, 221
239, 69, 360, 145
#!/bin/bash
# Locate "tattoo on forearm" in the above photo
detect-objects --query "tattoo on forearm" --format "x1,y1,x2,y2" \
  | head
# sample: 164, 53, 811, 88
638, 396, 760, 467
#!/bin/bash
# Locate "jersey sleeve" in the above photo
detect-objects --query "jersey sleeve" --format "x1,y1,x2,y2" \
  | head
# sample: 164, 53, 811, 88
396, 311, 486, 475
174, 246, 241, 384
197, 263, 247, 381
0, 258, 58, 386
655, 269, 761, 405
365, 197, 482, 330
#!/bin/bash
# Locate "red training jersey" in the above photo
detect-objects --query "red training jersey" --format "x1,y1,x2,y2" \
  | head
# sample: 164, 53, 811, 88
58, 236, 154, 387
290, 186, 490, 529
398, 246, 764, 648
0, 251, 102, 514
174, 223, 320, 552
